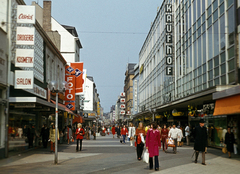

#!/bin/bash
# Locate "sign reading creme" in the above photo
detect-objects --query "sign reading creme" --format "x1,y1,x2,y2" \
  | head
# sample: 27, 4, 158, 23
15, 49, 34, 67
15, 70, 34, 89
17, 5, 35, 24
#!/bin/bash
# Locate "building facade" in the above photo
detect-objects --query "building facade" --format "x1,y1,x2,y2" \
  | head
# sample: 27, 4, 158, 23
135, 0, 240, 150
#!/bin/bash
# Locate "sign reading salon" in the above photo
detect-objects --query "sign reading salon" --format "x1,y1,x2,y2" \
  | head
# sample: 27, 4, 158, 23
15, 70, 34, 89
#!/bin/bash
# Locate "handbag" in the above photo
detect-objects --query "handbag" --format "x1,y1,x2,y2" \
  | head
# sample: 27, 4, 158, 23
71, 136, 74, 142
222, 147, 227, 154
143, 149, 149, 163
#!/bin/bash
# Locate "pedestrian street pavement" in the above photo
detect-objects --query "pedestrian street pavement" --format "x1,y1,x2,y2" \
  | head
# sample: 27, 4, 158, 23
0, 135, 240, 174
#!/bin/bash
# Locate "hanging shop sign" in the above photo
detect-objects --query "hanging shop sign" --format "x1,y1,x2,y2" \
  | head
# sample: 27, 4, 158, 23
120, 98, 125, 103
165, 3, 173, 75
16, 27, 35, 45
120, 110, 125, 115
15, 70, 34, 89
120, 104, 125, 109
120, 92, 125, 97
15, 49, 34, 67
17, 5, 35, 24
65, 62, 84, 94
65, 75, 76, 110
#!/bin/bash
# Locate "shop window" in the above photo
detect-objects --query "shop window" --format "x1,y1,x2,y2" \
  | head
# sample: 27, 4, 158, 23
221, 75, 226, 85
221, 63, 226, 75
228, 71, 235, 83
228, 58, 235, 71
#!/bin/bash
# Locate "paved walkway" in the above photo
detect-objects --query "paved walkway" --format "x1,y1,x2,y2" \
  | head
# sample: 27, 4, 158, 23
0, 136, 239, 174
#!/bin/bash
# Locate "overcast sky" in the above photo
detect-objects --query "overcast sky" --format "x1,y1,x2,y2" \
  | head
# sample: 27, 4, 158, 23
24, 0, 163, 112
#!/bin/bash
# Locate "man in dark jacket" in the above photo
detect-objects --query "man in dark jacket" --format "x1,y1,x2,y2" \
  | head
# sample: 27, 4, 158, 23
40, 124, 49, 148
194, 119, 207, 165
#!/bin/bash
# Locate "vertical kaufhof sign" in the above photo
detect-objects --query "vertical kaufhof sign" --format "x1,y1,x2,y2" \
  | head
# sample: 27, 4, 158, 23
165, 4, 173, 75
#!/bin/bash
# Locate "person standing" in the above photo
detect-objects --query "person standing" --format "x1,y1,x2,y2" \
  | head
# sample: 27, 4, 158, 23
116, 125, 121, 138
76, 123, 85, 152
135, 122, 146, 160
177, 126, 183, 147
112, 125, 116, 138
49, 123, 59, 152
92, 124, 96, 140
185, 124, 190, 145
121, 125, 128, 144
40, 124, 49, 148
146, 122, 161, 171
168, 123, 179, 153
224, 127, 235, 158
194, 119, 207, 165
67, 125, 72, 144
161, 124, 168, 151
128, 123, 136, 146
27, 124, 35, 149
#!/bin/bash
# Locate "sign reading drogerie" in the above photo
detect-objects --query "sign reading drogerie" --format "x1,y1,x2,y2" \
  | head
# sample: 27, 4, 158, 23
17, 5, 35, 24
16, 27, 35, 45
15, 49, 34, 67
15, 70, 34, 89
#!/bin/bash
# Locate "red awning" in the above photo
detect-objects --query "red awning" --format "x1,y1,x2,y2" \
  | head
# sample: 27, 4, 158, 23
51, 100, 76, 116
73, 114, 83, 124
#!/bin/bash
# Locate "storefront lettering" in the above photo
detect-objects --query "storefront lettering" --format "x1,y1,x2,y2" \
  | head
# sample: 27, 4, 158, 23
17, 56, 33, 63
16, 78, 32, 85
17, 34, 34, 41
18, 13, 33, 20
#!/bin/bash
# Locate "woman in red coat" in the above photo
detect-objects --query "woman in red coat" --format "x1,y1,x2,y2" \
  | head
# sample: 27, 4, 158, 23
75, 123, 85, 152
112, 125, 116, 138
146, 122, 161, 171
161, 124, 169, 151
121, 125, 128, 144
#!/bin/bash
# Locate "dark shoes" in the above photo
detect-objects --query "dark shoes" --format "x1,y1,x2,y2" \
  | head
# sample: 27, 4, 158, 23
155, 168, 159, 171
202, 163, 206, 165
194, 160, 197, 163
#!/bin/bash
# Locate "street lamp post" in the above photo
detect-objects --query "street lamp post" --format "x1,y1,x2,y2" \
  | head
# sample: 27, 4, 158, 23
48, 81, 68, 164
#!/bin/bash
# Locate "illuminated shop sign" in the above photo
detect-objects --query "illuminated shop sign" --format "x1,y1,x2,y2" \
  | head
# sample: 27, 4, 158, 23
165, 4, 173, 75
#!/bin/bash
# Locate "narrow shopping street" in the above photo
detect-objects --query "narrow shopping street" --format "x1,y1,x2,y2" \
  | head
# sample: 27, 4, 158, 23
0, 135, 239, 174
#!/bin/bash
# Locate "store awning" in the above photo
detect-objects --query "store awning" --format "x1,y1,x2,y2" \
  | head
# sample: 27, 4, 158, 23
213, 94, 240, 116
73, 114, 83, 124
51, 100, 77, 116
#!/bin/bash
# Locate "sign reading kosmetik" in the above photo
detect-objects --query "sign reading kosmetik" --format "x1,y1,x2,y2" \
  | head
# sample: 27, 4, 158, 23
16, 27, 35, 45
15, 70, 34, 89
165, 4, 173, 75
15, 49, 34, 67
17, 5, 35, 24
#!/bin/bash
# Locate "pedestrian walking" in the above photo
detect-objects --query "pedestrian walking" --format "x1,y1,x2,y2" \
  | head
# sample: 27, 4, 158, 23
224, 127, 235, 158
40, 124, 49, 148
193, 119, 207, 165
121, 125, 128, 144
67, 125, 72, 144
185, 124, 190, 145
135, 122, 145, 160
112, 125, 116, 138
128, 123, 136, 146
161, 124, 168, 151
177, 126, 183, 147
146, 122, 161, 171
49, 123, 59, 152
116, 125, 121, 138
107, 127, 110, 135
168, 123, 179, 153
76, 123, 85, 152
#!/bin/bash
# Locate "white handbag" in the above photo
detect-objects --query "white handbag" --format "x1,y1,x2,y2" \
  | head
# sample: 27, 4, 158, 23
143, 149, 149, 163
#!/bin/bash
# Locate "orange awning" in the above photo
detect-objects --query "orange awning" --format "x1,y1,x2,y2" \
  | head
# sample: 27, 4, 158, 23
51, 100, 76, 116
213, 94, 240, 116
73, 114, 83, 124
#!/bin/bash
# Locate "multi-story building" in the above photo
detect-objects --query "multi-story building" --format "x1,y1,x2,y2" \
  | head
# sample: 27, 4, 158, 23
135, 0, 240, 150
124, 63, 136, 119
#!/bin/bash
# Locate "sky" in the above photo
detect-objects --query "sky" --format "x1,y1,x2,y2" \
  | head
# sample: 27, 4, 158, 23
24, 0, 163, 112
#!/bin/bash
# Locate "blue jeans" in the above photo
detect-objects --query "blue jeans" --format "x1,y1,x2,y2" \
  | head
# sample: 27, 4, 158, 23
122, 135, 126, 143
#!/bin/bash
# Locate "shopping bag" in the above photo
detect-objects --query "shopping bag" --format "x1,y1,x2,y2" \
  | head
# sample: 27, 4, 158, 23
234, 144, 238, 154
166, 138, 175, 147
222, 147, 227, 154
143, 149, 149, 163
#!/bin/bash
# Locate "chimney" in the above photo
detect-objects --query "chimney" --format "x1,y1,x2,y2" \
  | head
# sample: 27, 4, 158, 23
43, 0, 51, 32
